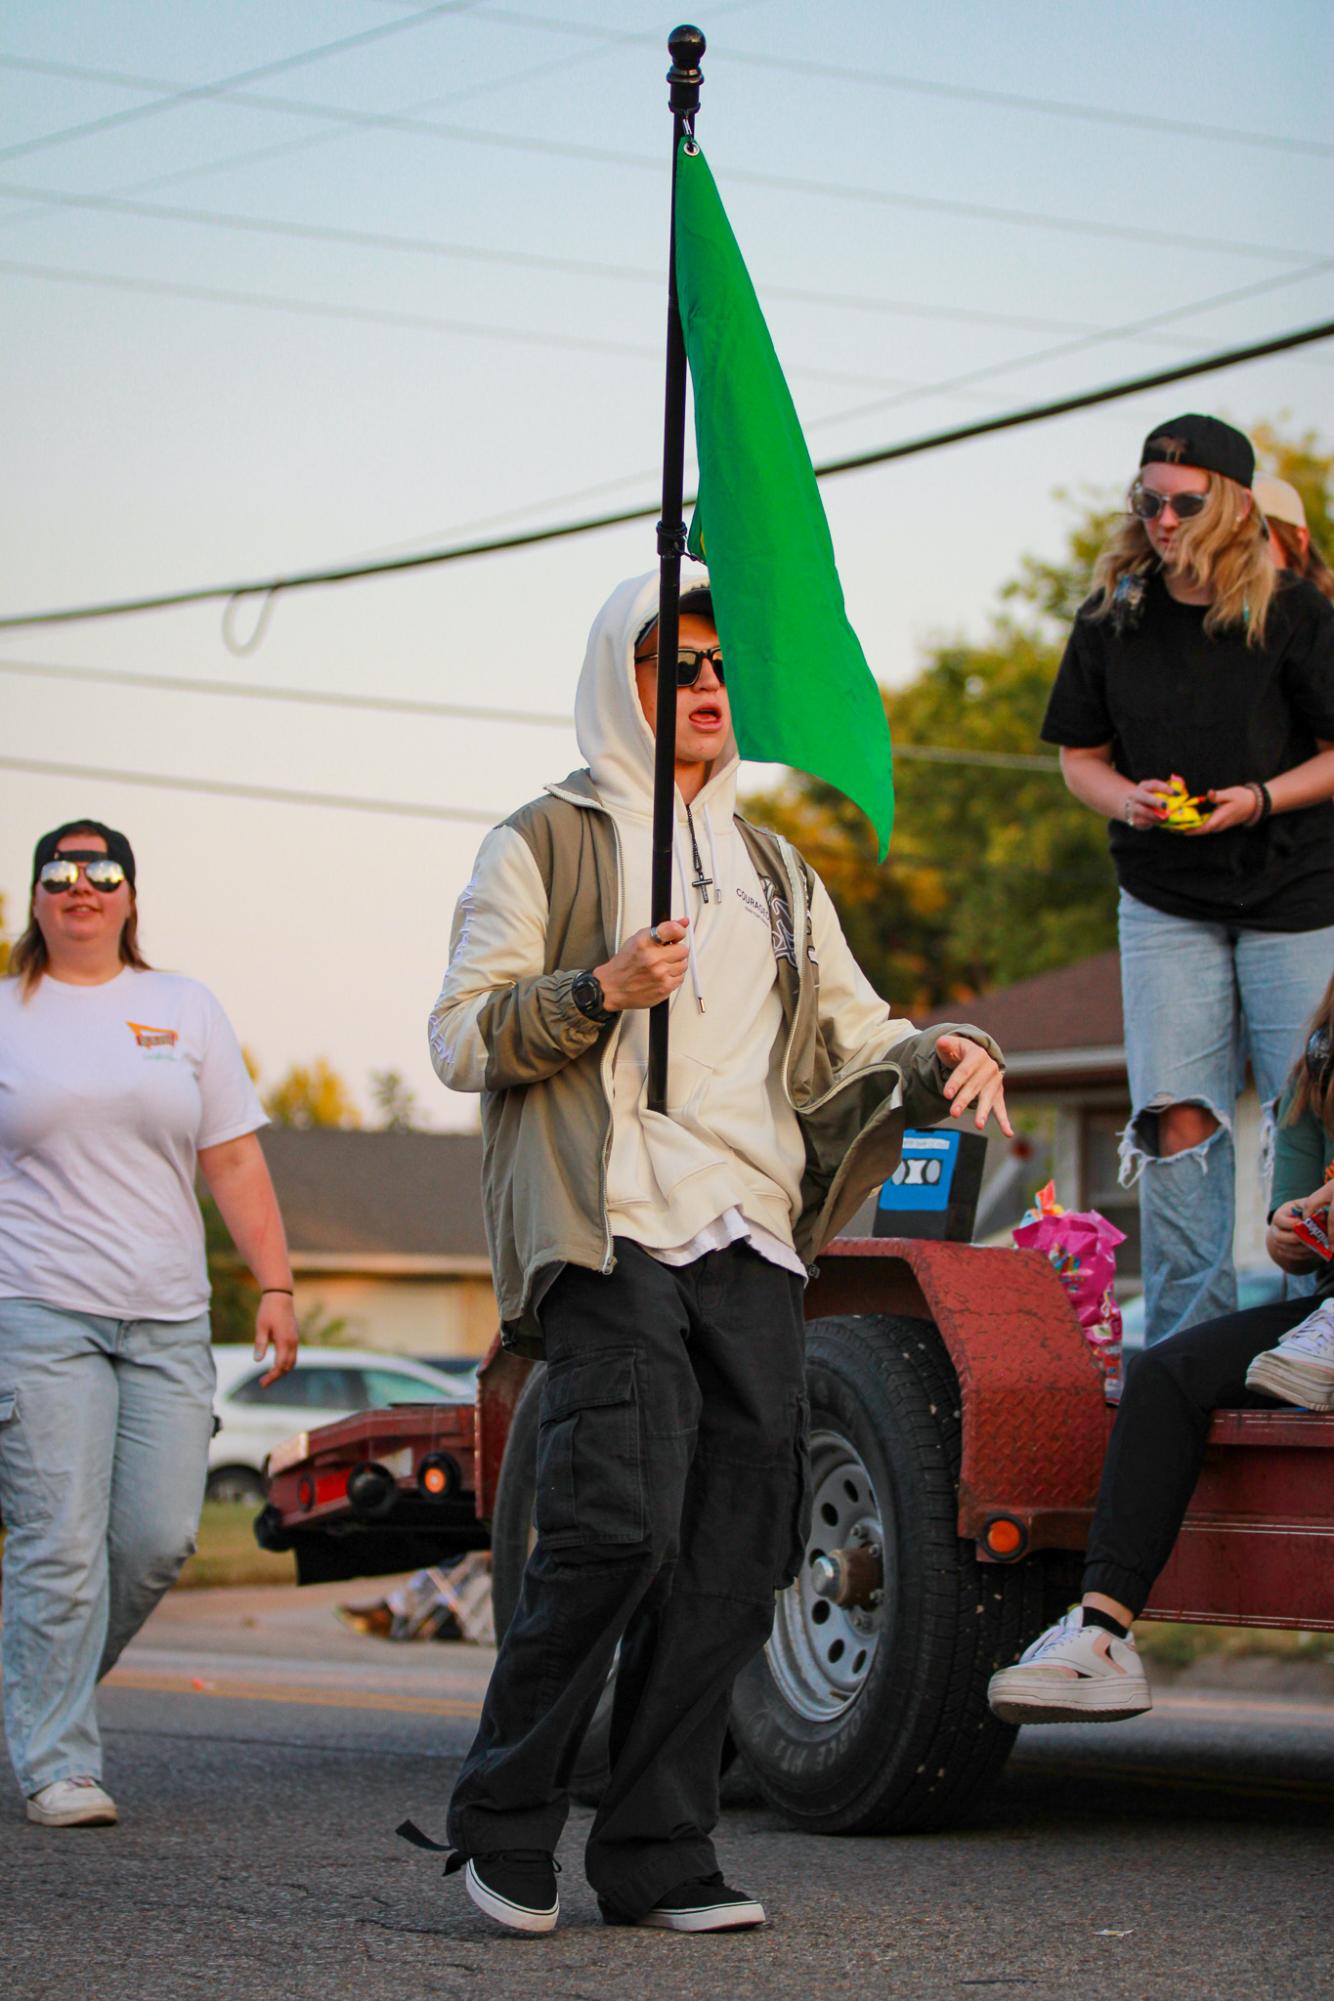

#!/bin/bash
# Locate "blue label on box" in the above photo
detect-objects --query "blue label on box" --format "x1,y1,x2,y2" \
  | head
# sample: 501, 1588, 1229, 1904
877, 1130, 961, 1214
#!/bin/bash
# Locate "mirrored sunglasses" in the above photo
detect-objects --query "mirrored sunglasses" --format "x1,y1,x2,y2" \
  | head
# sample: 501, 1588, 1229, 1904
38, 855, 127, 893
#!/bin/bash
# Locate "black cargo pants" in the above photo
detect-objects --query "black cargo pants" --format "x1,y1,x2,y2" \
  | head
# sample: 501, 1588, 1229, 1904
446, 1237, 810, 1918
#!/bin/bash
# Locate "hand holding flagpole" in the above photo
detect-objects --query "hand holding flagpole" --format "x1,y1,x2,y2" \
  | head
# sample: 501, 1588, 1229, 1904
648, 23, 706, 1116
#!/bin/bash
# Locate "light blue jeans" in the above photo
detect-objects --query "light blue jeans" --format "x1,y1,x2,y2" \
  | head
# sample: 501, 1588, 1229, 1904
1118, 891, 1334, 1345
0, 1300, 215, 1796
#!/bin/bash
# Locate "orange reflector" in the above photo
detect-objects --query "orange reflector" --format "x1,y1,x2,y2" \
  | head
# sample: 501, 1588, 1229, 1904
985, 1518, 1024, 1557
422, 1464, 448, 1495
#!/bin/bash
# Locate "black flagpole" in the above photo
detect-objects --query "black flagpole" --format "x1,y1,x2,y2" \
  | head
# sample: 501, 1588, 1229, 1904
648, 22, 705, 1116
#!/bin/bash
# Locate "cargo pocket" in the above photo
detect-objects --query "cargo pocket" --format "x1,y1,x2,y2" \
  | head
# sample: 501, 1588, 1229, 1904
0, 1387, 50, 1529
535, 1347, 646, 1550
779, 1391, 813, 1588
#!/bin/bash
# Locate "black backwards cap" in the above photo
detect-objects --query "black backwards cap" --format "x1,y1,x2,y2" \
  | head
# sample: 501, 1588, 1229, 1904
634, 583, 715, 651
1140, 413, 1254, 489
32, 818, 137, 889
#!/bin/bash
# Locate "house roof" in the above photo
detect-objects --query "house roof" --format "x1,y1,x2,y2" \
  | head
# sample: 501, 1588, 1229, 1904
259, 1128, 488, 1270
923, 949, 1125, 1083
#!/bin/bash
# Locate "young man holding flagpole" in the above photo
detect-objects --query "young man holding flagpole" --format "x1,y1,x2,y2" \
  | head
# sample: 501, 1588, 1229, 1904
421, 568, 1011, 1933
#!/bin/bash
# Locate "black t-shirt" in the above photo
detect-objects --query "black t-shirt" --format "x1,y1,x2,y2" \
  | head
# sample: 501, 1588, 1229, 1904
1042, 571, 1334, 930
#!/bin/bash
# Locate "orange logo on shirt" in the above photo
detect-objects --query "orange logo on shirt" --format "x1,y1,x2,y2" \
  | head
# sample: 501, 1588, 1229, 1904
127, 1020, 178, 1050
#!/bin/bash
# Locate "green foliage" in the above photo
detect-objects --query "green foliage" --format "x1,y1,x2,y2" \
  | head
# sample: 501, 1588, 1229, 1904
752, 421, 1331, 1011
262, 1057, 361, 1129
752, 496, 1118, 1009
1252, 419, 1334, 548
200, 1190, 260, 1344
369, 1067, 423, 1131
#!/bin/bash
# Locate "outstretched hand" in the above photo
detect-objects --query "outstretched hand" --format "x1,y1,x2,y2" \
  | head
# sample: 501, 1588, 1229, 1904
937, 1034, 1013, 1138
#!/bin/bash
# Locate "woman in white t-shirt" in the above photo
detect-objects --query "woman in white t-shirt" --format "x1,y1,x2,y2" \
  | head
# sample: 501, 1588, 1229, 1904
0, 818, 298, 1829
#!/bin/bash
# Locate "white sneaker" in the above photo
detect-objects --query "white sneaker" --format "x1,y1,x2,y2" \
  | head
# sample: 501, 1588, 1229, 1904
27, 1776, 119, 1827
987, 1607, 1151, 1725
1245, 1299, 1334, 1410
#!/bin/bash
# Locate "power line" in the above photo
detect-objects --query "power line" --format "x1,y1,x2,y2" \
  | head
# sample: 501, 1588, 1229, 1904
0, 2, 480, 166
1, 313, 1329, 634
475, 8, 1334, 159
0, 657, 571, 729
0, 658, 1061, 773
0, 754, 502, 825
0, 256, 922, 395
0, 57, 1322, 267
0, 177, 1162, 342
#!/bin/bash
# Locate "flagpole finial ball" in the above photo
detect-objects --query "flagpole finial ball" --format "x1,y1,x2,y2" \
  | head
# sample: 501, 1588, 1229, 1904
668, 25, 706, 74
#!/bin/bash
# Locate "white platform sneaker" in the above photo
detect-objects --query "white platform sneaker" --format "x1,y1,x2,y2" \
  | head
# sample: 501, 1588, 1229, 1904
27, 1777, 119, 1827
1245, 1299, 1334, 1410
988, 1607, 1151, 1725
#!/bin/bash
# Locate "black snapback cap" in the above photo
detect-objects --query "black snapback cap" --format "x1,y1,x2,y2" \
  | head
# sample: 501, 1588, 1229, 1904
1140, 413, 1254, 489
32, 819, 137, 888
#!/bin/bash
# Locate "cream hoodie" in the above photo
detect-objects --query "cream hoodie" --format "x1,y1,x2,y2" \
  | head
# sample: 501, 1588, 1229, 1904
574, 569, 805, 1262
431, 569, 964, 1278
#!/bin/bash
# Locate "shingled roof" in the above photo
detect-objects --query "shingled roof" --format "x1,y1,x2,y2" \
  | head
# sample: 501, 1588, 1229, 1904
923, 949, 1124, 1084
258, 1128, 488, 1271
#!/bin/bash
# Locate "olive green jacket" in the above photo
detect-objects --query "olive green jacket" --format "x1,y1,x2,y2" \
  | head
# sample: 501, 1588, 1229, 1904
430, 773, 1002, 1354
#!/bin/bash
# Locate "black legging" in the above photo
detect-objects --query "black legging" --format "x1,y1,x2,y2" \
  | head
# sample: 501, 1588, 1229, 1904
1082, 1293, 1318, 1616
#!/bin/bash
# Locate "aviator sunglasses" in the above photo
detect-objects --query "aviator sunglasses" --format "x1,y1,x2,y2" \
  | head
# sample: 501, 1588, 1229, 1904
637, 645, 726, 688
38, 853, 128, 893
1130, 484, 1209, 523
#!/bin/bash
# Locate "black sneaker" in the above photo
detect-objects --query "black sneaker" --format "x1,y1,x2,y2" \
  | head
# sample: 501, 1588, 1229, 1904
606, 1874, 765, 1933
464, 1850, 560, 1934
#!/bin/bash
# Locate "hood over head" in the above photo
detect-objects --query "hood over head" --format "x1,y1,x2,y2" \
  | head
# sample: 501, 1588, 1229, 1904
572, 566, 738, 820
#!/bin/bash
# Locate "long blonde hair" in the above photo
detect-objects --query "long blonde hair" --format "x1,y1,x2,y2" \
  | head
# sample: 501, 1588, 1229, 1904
1087, 471, 1276, 647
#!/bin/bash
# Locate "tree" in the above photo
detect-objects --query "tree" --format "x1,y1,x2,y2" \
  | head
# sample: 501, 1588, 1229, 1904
369, 1067, 423, 1131
1252, 420, 1333, 548
201, 1190, 261, 1344
751, 422, 1332, 1010
263, 1058, 361, 1129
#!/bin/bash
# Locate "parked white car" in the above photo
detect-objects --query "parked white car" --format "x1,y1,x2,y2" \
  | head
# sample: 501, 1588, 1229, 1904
208, 1345, 476, 1503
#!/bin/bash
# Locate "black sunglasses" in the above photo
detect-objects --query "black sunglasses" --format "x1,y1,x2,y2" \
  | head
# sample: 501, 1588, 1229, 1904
637, 646, 725, 689
38, 854, 127, 894
1306, 1028, 1333, 1094
1130, 484, 1209, 522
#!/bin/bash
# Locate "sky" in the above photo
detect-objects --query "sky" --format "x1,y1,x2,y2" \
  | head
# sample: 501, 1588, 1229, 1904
2, 0, 1332, 1130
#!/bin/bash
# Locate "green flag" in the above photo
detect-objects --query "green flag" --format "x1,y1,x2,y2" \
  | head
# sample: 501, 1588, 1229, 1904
675, 138, 894, 858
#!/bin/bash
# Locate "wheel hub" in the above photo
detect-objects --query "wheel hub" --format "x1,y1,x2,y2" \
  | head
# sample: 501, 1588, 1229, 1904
765, 1428, 888, 1722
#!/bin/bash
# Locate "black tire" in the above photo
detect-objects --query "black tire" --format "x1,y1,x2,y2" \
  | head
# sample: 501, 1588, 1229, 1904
205, 1465, 268, 1506
490, 1364, 614, 1804
730, 1314, 1051, 1835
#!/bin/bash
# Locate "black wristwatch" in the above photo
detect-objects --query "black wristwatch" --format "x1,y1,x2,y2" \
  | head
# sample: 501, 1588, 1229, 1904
571, 969, 615, 1025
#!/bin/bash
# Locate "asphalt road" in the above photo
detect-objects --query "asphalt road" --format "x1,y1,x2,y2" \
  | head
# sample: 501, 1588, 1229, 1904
2, 1583, 1331, 2001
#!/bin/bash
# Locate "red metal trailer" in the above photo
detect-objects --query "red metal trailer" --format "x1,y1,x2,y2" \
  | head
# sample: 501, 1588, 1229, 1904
258, 1234, 1333, 1832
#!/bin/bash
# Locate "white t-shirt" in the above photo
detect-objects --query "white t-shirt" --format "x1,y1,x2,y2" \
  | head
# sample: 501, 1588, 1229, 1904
0, 967, 266, 1320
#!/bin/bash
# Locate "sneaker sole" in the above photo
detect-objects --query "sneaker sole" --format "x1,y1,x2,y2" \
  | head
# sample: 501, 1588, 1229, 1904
26, 1801, 118, 1827
1244, 1358, 1334, 1409
637, 1901, 766, 1932
465, 1859, 558, 1934
988, 1672, 1151, 1727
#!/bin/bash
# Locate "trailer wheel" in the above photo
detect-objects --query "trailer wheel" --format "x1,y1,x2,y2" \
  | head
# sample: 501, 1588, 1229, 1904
730, 1314, 1049, 1835
490, 1364, 615, 1803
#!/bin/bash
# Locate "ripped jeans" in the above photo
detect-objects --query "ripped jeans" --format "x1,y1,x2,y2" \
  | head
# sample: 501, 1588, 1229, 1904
1118, 890, 1334, 1344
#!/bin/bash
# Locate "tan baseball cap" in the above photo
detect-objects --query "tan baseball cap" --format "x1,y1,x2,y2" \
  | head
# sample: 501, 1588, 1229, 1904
1254, 475, 1307, 530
